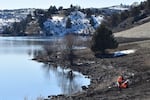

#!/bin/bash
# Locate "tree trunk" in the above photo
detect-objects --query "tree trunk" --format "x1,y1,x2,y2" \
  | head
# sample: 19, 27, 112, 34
101, 49, 106, 55
69, 50, 74, 66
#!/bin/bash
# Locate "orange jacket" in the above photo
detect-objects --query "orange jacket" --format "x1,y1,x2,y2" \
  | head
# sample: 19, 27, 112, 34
117, 76, 123, 83
120, 82, 128, 88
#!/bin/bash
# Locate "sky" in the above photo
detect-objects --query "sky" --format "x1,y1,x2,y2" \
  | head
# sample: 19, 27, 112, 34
0, 0, 146, 10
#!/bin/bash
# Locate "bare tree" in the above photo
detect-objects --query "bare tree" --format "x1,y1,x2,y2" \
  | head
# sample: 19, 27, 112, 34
63, 33, 76, 66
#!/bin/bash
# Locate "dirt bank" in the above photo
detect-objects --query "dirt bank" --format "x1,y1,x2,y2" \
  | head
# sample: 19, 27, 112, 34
33, 38, 150, 100
43, 39, 149, 100
33, 21, 150, 100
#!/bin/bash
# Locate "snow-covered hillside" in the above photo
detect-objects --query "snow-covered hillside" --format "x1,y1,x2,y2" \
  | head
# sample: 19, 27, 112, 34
0, 4, 130, 35
44, 11, 104, 36
0, 9, 35, 32
108, 5, 129, 11
100, 5, 130, 16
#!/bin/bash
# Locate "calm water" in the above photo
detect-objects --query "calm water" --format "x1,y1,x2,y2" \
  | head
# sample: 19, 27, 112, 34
0, 37, 90, 100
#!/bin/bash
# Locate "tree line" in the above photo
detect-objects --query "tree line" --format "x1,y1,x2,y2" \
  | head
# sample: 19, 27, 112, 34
3, 0, 149, 35
104, 0, 150, 31
2, 14, 33, 35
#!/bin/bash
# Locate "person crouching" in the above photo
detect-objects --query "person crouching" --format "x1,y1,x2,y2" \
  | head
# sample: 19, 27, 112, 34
117, 75, 129, 90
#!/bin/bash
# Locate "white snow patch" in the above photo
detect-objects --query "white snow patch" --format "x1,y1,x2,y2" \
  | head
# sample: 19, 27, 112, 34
109, 5, 129, 11
52, 16, 64, 21
0, 9, 35, 31
73, 46, 87, 50
114, 49, 136, 57
44, 11, 98, 36
91, 15, 104, 28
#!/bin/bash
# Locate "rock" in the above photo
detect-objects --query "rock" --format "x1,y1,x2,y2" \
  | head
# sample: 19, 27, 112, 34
82, 86, 88, 90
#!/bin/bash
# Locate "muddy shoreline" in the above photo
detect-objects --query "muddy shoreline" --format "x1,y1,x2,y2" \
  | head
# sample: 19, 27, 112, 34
33, 38, 150, 100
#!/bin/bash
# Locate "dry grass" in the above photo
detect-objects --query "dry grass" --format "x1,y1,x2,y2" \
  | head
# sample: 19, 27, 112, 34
114, 21, 150, 38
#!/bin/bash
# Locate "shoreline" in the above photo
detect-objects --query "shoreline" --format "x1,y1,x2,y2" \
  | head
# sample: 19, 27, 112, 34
33, 38, 150, 100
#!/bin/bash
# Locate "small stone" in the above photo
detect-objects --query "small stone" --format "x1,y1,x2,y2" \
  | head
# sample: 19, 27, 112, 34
82, 86, 88, 90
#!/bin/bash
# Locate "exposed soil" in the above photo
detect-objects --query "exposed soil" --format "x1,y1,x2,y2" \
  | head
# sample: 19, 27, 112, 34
34, 22, 150, 100
47, 39, 150, 100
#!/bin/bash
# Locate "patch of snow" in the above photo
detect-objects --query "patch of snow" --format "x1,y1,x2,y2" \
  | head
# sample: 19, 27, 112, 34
108, 5, 130, 11
73, 46, 87, 50
114, 49, 136, 57
69, 11, 86, 20
44, 11, 103, 36
52, 16, 64, 21
109, 6, 129, 11
91, 15, 104, 28
0, 9, 35, 31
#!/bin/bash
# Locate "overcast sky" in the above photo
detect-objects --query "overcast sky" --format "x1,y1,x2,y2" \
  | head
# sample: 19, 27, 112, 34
0, 0, 146, 10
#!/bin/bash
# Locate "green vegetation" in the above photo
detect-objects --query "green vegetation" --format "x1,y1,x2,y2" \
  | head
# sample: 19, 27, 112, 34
66, 18, 72, 28
91, 24, 118, 55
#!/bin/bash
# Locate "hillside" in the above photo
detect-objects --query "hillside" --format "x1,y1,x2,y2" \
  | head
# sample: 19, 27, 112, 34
115, 21, 150, 38
44, 11, 103, 36
0, 4, 130, 35
0, 9, 35, 33
49, 21, 150, 100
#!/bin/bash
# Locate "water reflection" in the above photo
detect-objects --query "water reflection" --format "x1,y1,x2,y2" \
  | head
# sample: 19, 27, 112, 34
0, 36, 90, 99
41, 64, 89, 95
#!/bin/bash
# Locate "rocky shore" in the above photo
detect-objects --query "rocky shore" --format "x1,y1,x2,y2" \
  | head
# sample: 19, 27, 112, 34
34, 38, 150, 100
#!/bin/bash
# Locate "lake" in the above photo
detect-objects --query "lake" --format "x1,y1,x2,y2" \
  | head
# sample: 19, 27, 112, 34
0, 36, 90, 100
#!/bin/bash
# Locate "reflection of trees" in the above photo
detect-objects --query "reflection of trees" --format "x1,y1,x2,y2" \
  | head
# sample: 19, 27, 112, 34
57, 69, 81, 95
30, 37, 89, 95
41, 64, 81, 95
41, 64, 58, 79
64, 73, 81, 95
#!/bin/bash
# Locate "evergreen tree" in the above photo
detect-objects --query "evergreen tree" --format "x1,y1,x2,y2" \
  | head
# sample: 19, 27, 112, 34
90, 17, 95, 27
66, 18, 72, 28
147, 0, 150, 9
146, 0, 150, 13
26, 14, 32, 23
86, 8, 93, 18
58, 6, 63, 11
111, 13, 121, 27
48, 6, 58, 14
120, 10, 130, 21
3, 26, 11, 34
91, 24, 118, 55
38, 14, 48, 28
131, 6, 141, 17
